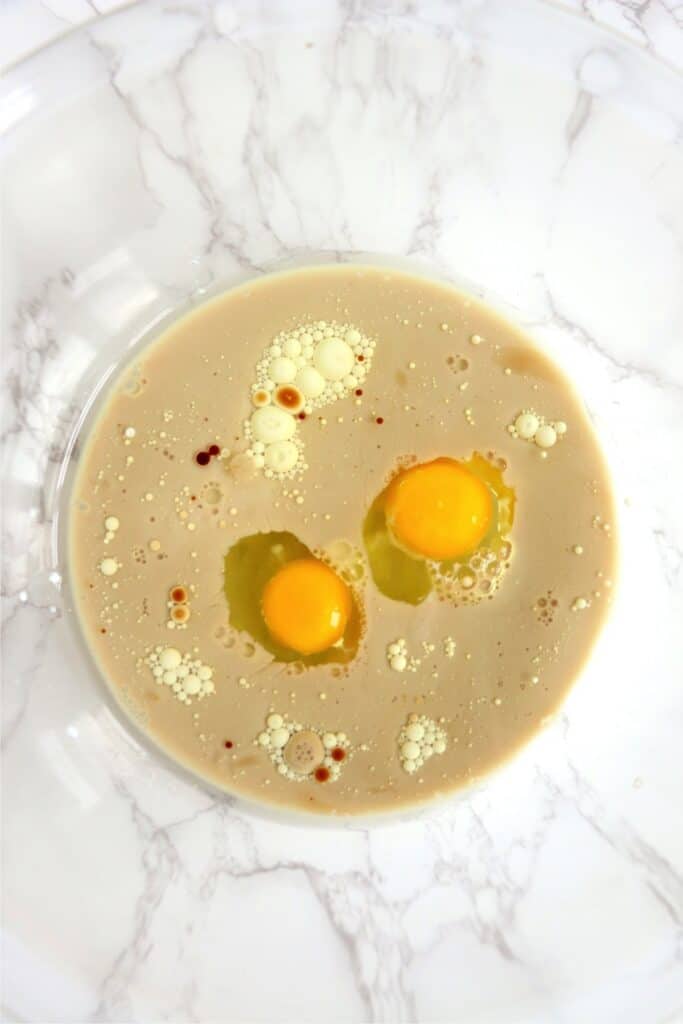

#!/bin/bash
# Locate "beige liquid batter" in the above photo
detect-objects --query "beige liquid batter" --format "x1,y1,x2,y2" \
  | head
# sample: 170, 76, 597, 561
69, 265, 617, 816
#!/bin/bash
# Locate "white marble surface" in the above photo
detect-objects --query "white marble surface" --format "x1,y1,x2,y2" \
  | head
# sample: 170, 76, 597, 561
1, 0, 682, 72
2, 1, 683, 1022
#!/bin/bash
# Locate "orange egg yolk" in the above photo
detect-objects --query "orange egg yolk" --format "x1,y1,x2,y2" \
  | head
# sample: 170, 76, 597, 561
384, 457, 494, 560
261, 558, 352, 656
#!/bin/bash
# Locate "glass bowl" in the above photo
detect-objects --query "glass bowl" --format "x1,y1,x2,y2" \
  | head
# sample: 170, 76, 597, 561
2, 2, 682, 1021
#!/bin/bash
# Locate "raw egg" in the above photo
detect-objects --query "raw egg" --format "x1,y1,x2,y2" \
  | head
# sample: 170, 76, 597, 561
385, 457, 493, 560
363, 454, 515, 605
224, 531, 362, 664
262, 558, 351, 655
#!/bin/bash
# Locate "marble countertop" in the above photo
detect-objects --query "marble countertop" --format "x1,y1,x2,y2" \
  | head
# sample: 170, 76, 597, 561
2, 2, 682, 1023
1, 0, 682, 72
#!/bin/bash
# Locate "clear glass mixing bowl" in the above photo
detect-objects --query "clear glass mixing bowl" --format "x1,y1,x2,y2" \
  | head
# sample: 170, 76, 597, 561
2, 2, 682, 1021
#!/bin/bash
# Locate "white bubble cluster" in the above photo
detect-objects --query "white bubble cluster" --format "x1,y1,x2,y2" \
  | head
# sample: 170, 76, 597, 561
244, 321, 377, 480
319, 538, 366, 585
386, 638, 421, 673
145, 646, 215, 705
103, 515, 120, 545
443, 636, 457, 658
430, 539, 513, 607
397, 714, 447, 774
507, 409, 567, 451
256, 712, 351, 783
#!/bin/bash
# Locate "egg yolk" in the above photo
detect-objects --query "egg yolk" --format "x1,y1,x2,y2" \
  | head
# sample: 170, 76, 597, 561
385, 458, 494, 560
261, 558, 352, 656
